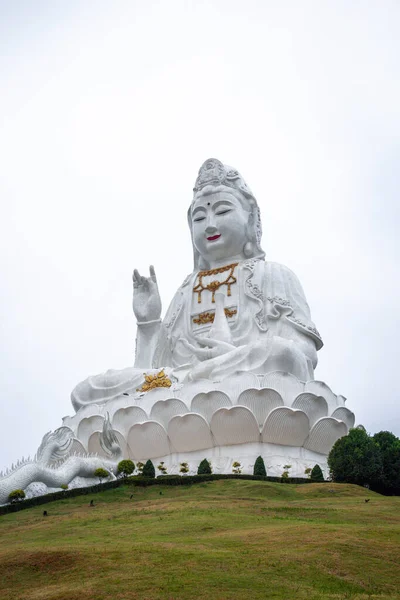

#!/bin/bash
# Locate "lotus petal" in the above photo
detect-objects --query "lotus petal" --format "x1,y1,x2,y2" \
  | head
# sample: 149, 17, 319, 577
173, 379, 214, 407
215, 372, 260, 403
304, 381, 338, 412
168, 414, 213, 452
191, 391, 232, 423
112, 406, 148, 437
87, 429, 127, 458
261, 371, 304, 405
101, 395, 131, 419
150, 399, 188, 428
331, 407, 355, 429
262, 407, 309, 446
68, 438, 87, 456
210, 407, 260, 446
292, 393, 328, 427
127, 421, 170, 459
63, 403, 104, 435
337, 395, 347, 406
304, 417, 348, 454
237, 388, 283, 428
76, 415, 105, 450
136, 387, 177, 413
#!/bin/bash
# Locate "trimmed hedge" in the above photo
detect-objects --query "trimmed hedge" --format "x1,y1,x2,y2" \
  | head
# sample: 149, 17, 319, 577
310, 464, 324, 482
142, 460, 156, 478
197, 459, 212, 475
0, 473, 318, 516
253, 456, 267, 477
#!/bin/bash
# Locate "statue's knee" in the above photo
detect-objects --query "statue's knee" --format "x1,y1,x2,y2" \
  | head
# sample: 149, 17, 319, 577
271, 336, 299, 361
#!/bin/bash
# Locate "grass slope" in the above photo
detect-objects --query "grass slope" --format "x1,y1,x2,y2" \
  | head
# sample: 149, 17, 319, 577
0, 480, 399, 600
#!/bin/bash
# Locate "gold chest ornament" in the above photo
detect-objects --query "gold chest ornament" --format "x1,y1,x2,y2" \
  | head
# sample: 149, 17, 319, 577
193, 262, 238, 304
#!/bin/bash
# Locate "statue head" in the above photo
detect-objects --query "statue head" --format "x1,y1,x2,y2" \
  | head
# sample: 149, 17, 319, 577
188, 158, 265, 270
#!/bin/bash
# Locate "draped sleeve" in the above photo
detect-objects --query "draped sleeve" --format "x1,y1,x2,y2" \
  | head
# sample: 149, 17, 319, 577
264, 261, 323, 351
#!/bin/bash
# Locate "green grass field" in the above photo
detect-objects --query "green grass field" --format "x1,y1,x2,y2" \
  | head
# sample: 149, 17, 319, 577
0, 480, 399, 600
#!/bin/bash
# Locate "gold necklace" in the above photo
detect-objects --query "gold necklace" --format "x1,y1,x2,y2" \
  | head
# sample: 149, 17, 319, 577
193, 262, 238, 304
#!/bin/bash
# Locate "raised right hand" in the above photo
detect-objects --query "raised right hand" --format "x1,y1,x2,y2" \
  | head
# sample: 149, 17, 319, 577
132, 265, 162, 323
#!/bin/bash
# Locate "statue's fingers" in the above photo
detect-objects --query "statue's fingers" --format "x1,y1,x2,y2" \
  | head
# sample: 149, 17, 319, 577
179, 339, 209, 359
199, 337, 232, 350
132, 270, 140, 287
149, 265, 157, 282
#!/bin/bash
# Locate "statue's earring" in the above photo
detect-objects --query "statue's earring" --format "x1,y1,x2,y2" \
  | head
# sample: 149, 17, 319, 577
243, 241, 254, 257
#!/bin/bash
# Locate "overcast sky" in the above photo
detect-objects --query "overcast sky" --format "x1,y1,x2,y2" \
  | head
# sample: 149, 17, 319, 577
1, 1, 399, 471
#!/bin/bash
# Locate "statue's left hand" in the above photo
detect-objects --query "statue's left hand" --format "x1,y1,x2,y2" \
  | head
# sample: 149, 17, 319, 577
179, 337, 236, 361
132, 265, 162, 323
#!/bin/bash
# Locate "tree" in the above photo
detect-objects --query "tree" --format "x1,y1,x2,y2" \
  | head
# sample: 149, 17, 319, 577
281, 464, 292, 479
94, 468, 110, 483
142, 460, 155, 478
197, 459, 212, 475
117, 459, 135, 478
232, 461, 242, 474
8, 489, 25, 503
310, 464, 324, 482
179, 462, 189, 475
253, 456, 267, 477
372, 431, 400, 493
328, 428, 382, 487
136, 461, 145, 474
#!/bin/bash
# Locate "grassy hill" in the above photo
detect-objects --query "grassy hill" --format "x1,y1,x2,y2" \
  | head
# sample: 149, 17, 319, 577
0, 480, 399, 600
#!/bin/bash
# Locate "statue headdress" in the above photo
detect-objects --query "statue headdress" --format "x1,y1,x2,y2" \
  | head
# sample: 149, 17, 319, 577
188, 158, 265, 269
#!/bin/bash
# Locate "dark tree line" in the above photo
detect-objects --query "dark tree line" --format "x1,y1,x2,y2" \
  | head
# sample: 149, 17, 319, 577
328, 427, 400, 495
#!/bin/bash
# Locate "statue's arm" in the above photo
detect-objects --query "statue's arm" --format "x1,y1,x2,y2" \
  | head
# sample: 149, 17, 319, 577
266, 262, 322, 367
132, 266, 162, 368
134, 320, 162, 368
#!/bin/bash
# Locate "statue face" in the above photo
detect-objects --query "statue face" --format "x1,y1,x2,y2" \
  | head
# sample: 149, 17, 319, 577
191, 191, 249, 264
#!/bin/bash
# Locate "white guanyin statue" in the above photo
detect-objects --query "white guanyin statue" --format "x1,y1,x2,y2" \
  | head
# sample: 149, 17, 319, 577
72, 158, 322, 408
0, 159, 355, 502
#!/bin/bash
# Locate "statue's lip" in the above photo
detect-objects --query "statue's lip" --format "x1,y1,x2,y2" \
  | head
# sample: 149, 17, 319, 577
207, 234, 221, 241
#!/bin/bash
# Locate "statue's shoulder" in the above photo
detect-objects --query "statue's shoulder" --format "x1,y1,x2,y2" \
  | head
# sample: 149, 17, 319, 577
180, 272, 194, 288
262, 260, 300, 281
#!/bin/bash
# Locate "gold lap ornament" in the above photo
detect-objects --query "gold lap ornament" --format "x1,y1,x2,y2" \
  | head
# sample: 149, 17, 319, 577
138, 370, 172, 393
193, 307, 237, 325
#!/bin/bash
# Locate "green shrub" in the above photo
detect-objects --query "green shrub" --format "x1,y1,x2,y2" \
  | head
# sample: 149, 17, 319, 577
117, 459, 135, 478
304, 467, 312, 478
281, 464, 292, 480
94, 468, 110, 483
60, 484, 69, 490
232, 461, 242, 474
310, 464, 324, 482
142, 460, 155, 478
253, 456, 266, 477
8, 489, 26, 503
136, 461, 145, 474
197, 459, 212, 475
179, 462, 189, 475
157, 461, 167, 475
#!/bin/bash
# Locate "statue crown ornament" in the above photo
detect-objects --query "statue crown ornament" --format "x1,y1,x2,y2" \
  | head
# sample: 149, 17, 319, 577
193, 158, 255, 199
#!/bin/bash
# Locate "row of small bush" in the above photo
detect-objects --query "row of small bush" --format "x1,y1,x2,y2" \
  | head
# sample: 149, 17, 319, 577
115, 456, 324, 481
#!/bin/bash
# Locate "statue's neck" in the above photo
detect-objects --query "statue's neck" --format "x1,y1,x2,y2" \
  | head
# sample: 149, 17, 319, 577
206, 253, 245, 269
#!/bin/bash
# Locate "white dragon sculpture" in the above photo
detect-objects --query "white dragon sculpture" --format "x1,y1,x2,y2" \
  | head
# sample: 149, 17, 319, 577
0, 415, 122, 505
